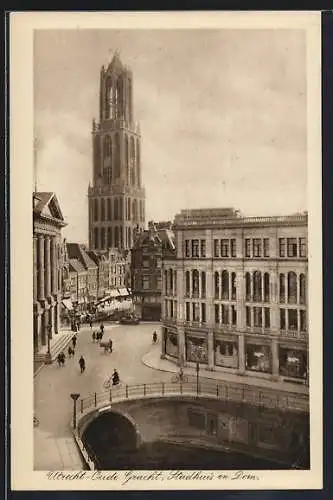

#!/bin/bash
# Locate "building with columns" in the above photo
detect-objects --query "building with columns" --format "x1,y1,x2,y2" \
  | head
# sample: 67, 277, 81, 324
161, 208, 308, 385
33, 193, 67, 355
88, 52, 146, 253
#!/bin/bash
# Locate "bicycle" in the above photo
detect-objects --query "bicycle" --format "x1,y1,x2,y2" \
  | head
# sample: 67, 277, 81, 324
103, 378, 122, 389
171, 373, 189, 384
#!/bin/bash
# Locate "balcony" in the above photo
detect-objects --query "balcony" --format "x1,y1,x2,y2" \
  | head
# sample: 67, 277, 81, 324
280, 329, 308, 341
214, 324, 238, 334
184, 320, 208, 331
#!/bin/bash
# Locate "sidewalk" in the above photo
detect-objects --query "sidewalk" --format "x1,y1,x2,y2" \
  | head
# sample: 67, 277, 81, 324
142, 344, 309, 396
34, 428, 86, 470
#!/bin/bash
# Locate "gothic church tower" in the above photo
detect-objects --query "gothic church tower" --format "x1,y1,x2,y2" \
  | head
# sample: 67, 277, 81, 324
88, 52, 145, 252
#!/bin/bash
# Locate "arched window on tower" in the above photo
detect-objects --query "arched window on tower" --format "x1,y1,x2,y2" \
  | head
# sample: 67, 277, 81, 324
94, 198, 99, 222
103, 135, 112, 160
130, 137, 135, 185
114, 133, 120, 179
128, 78, 133, 122
136, 139, 140, 187
115, 226, 119, 249
119, 198, 123, 220
108, 198, 112, 220
116, 78, 122, 119
125, 135, 129, 184
114, 198, 119, 220
128, 198, 131, 220
100, 199, 105, 221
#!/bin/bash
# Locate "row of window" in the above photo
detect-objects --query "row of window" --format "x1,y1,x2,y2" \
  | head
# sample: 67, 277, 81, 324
92, 197, 144, 223
93, 226, 132, 251
104, 76, 133, 122
163, 269, 307, 306
101, 134, 141, 187
183, 237, 308, 259
135, 274, 160, 290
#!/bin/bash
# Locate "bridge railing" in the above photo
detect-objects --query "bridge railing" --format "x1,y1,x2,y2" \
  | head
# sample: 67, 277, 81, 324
78, 376, 309, 415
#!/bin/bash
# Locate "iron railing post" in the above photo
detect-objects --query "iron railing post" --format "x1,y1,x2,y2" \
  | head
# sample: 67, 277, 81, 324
80, 399, 83, 414
110, 389, 112, 402
162, 382, 165, 396
94, 392, 97, 407
126, 385, 128, 398
216, 384, 219, 398
143, 384, 146, 396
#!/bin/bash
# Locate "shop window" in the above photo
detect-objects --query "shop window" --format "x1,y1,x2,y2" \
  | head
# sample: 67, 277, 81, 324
215, 304, 220, 324
231, 272, 236, 300
214, 239, 220, 258
253, 307, 262, 327
300, 310, 306, 332
231, 305, 237, 325
192, 270, 199, 297
253, 271, 262, 302
246, 306, 251, 326
264, 273, 270, 302
201, 303, 206, 323
279, 273, 285, 302
186, 337, 208, 363
253, 238, 262, 258
185, 271, 190, 297
299, 238, 307, 258
200, 240, 206, 258
214, 272, 220, 298
288, 309, 298, 330
279, 238, 286, 258
279, 347, 307, 379
192, 240, 199, 258
214, 340, 238, 368
231, 239, 237, 258
165, 331, 178, 358
222, 304, 229, 325
300, 274, 306, 305
280, 309, 286, 330
201, 271, 206, 298
245, 344, 272, 373
288, 272, 297, 304
185, 302, 190, 321
264, 308, 270, 328
221, 239, 229, 257
245, 272, 251, 301
221, 271, 229, 300
287, 238, 298, 257
263, 238, 270, 257
245, 239, 251, 258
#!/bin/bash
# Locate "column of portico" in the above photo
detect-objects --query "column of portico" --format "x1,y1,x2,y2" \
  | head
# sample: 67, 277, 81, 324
44, 236, 53, 336
37, 235, 45, 301
237, 271, 246, 374
33, 236, 37, 302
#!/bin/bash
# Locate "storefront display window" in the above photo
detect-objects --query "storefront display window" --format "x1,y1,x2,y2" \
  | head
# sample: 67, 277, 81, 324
214, 339, 238, 368
245, 343, 272, 373
165, 330, 178, 358
279, 347, 307, 379
186, 335, 208, 363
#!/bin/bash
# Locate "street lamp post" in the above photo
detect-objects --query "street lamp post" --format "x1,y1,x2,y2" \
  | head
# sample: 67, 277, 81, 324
70, 393, 80, 430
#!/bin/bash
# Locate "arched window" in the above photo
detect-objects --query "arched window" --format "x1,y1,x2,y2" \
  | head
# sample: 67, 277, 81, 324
94, 227, 98, 250
94, 198, 99, 222
279, 273, 285, 302
115, 226, 119, 248
221, 270, 229, 300
101, 198, 105, 221
128, 227, 132, 248
201, 271, 206, 298
231, 272, 236, 300
128, 198, 131, 220
125, 135, 129, 184
103, 135, 112, 160
119, 227, 123, 249
133, 199, 137, 221
185, 271, 190, 297
169, 269, 173, 295
264, 273, 270, 302
136, 139, 140, 187
107, 227, 112, 248
253, 271, 262, 302
114, 198, 119, 220
300, 274, 306, 304
174, 270, 177, 295
108, 198, 112, 220
245, 272, 251, 301
105, 77, 111, 119
128, 78, 133, 122
100, 228, 105, 250
164, 270, 168, 295
215, 271, 220, 298
119, 198, 123, 220
116, 78, 122, 118
130, 137, 135, 185
288, 271, 297, 304
114, 133, 120, 178
192, 270, 199, 297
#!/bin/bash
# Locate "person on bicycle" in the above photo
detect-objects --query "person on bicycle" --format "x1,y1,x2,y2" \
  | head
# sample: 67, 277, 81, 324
152, 331, 157, 343
112, 369, 119, 386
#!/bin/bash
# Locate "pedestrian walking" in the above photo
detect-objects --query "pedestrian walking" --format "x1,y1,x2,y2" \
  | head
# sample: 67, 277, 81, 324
72, 334, 77, 349
108, 339, 113, 353
100, 322, 104, 334
68, 346, 73, 358
92, 331, 96, 343
79, 355, 85, 374
89, 318, 93, 330
57, 352, 65, 367
57, 353, 62, 367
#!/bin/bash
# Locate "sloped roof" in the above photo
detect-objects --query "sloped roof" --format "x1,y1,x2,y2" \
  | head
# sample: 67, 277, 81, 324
133, 227, 175, 252
33, 192, 66, 226
67, 243, 97, 270
69, 258, 86, 274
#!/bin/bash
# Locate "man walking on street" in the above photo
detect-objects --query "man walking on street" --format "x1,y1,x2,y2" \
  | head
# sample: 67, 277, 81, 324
72, 334, 77, 349
79, 355, 85, 374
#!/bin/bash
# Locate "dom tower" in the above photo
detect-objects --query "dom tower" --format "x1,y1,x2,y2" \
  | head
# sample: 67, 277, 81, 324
88, 52, 146, 252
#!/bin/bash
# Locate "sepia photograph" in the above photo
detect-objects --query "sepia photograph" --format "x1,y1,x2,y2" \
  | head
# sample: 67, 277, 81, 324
10, 11, 322, 491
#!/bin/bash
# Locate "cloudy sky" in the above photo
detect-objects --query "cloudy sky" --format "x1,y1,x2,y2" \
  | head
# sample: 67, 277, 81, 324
34, 29, 307, 243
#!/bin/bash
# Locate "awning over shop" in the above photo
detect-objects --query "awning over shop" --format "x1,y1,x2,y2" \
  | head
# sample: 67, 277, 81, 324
118, 288, 129, 297
62, 299, 73, 311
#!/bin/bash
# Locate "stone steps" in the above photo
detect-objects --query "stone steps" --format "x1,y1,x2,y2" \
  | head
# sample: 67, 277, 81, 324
34, 332, 74, 364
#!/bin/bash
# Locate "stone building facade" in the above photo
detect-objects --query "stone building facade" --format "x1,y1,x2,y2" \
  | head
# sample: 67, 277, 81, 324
33, 193, 66, 354
88, 52, 145, 253
161, 208, 308, 385
131, 221, 176, 321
